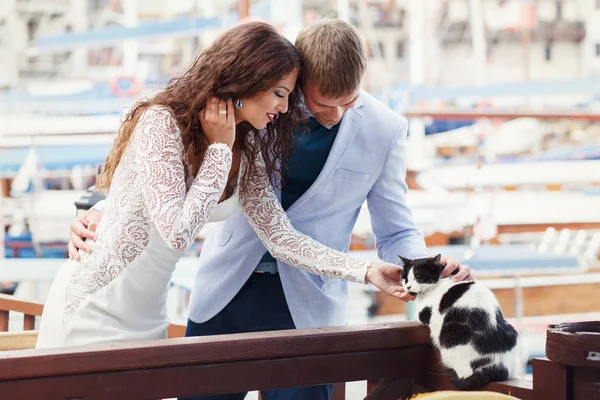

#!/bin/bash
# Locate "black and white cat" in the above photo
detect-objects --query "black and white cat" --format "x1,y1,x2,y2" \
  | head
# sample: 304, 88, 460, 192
399, 254, 521, 391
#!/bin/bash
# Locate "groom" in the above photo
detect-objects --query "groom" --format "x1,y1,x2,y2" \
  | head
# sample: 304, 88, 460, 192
70, 18, 473, 400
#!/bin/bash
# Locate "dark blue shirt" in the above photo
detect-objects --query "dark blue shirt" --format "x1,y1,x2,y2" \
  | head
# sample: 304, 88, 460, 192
260, 118, 340, 263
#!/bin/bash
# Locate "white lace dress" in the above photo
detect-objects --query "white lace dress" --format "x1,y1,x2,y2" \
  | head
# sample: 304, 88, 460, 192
36, 107, 370, 349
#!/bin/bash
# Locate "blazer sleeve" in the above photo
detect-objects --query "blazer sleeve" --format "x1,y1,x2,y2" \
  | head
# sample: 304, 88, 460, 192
366, 118, 430, 262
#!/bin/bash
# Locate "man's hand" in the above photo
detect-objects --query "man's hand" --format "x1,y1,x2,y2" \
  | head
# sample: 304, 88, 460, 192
439, 255, 476, 282
366, 262, 415, 303
68, 209, 102, 261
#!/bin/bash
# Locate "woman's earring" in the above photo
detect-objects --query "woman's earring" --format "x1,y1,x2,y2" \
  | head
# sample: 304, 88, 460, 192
236, 99, 243, 109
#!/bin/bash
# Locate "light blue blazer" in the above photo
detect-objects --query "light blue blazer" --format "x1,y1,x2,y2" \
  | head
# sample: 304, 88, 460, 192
188, 90, 429, 329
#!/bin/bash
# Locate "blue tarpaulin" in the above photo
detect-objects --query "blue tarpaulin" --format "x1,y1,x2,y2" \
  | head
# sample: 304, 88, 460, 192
0, 144, 111, 174
36, 16, 230, 50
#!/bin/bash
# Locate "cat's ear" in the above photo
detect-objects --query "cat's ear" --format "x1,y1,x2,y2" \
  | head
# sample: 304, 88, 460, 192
431, 254, 442, 262
397, 255, 411, 266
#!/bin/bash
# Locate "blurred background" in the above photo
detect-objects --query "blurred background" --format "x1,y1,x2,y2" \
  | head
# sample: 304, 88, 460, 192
1, 0, 600, 390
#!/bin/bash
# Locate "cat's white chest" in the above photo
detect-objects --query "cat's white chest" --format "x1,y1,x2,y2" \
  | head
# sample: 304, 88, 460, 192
415, 282, 451, 346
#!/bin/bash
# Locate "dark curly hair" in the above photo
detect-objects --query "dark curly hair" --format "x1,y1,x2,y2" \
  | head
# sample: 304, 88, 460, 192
97, 22, 303, 192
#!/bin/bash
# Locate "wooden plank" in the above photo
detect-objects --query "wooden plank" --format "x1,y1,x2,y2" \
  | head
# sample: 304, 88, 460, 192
167, 323, 186, 338
591, 383, 600, 397
0, 322, 431, 381
23, 315, 36, 331
331, 383, 345, 400
497, 222, 600, 234
374, 282, 600, 318
0, 347, 428, 400
546, 321, 600, 368
366, 380, 379, 393
0, 331, 38, 351
259, 383, 345, 400
493, 283, 600, 318
0, 294, 44, 316
0, 311, 8, 333
572, 367, 600, 400
531, 358, 568, 400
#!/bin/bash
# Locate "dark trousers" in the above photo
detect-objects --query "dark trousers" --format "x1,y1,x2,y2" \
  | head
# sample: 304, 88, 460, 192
181, 273, 333, 400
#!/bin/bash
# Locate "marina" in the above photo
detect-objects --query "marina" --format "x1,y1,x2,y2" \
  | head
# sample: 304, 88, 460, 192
2, 0, 600, 398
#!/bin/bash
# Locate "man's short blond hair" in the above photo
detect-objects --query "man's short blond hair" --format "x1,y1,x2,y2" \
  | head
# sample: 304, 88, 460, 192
295, 18, 366, 98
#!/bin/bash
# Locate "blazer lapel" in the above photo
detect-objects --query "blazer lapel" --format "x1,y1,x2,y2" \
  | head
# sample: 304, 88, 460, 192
285, 99, 364, 215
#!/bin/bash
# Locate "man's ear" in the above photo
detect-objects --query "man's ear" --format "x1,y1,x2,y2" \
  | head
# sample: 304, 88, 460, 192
398, 255, 412, 266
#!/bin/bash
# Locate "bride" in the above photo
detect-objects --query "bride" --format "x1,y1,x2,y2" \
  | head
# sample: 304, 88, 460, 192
36, 22, 408, 349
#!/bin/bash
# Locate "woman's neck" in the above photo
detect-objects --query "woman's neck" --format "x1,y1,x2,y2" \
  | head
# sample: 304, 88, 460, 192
233, 108, 245, 124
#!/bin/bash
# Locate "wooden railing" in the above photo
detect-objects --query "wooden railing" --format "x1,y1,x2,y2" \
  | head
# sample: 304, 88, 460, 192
0, 293, 43, 331
1, 295, 598, 399
0, 321, 530, 400
0, 294, 186, 349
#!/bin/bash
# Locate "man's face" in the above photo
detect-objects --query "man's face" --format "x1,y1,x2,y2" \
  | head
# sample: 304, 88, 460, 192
302, 80, 360, 127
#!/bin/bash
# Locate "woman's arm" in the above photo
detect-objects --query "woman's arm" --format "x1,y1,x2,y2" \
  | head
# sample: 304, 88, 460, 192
135, 107, 232, 251
239, 136, 370, 283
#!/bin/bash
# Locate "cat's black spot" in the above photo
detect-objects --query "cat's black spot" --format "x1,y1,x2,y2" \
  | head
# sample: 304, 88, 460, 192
445, 368, 459, 382
442, 307, 470, 324
413, 263, 442, 284
465, 308, 490, 332
473, 308, 518, 354
439, 307, 491, 348
418, 306, 432, 325
439, 322, 473, 348
470, 356, 494, 370
439, 308, 475, 348
439, 281, 474, 314
448, 363, 510, 391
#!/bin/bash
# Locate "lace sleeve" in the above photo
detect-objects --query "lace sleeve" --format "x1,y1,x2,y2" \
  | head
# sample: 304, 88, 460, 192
133, 108, 232, 252
239, 135, 370, 283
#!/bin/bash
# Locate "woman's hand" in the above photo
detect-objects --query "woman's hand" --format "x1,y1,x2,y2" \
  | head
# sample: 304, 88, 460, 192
68, 209, 102, 261
200, 97, 236, 149
366, 262, 415, 302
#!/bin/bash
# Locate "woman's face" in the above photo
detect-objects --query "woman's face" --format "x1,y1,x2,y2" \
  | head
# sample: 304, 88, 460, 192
235, 68, 299, 130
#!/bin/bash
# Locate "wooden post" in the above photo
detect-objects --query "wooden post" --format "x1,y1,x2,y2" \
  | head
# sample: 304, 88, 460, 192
546, 321, 600, 400
23, 314, 35, 331
532, 358, 568, 400
331, 383, 345, 400
0, 311, 8, 332
367, 379, 379, 393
